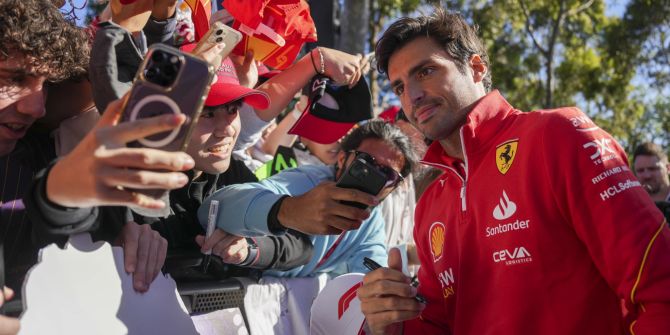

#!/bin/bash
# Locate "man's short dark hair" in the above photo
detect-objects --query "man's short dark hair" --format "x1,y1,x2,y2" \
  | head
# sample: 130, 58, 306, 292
634, 142, 668, 164
375, 7, 492, 92
0, 0, 89, 82
340, 120, 419, 177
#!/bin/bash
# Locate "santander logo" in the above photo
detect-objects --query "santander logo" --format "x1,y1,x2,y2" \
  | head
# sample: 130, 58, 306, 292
492, 190, 517, 220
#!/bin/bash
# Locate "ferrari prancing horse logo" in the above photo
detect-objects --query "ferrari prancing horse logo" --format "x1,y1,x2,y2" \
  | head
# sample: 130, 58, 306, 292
496, 139, 518, 175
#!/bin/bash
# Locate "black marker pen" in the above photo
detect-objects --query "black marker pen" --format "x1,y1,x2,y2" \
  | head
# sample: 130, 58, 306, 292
362, 257, 427, 304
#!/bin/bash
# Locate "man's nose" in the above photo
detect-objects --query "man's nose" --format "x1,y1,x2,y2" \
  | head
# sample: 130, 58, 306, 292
16, 89, 46, 119
407, 82, 425, 107
214, 114, 237, 138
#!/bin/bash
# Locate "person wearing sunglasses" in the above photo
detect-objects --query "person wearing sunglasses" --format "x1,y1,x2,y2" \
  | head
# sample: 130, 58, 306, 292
198, 119, 419, 278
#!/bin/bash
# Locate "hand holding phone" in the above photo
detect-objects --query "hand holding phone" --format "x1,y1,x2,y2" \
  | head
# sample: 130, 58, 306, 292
336, 152, 387, 209
121, 44, 214, 151
193, 21, 242, 67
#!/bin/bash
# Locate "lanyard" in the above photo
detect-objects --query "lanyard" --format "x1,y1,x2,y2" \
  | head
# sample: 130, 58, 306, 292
314, 232, 346, 269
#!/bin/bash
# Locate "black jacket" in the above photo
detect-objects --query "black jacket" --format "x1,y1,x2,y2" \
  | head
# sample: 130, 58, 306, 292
25, 159, 313, 282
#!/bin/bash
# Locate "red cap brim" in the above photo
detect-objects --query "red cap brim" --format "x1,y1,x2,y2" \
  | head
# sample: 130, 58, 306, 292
205, 83, 270, 109
288, 110, 355, 144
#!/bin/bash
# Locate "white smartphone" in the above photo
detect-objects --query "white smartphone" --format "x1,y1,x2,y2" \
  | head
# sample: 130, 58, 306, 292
193, 21, 243, 67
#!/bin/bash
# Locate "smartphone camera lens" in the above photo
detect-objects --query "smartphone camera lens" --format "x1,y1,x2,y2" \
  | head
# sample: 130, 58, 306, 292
216, 29, 223, 35
151, 50, 168, 64
145, 50, 181, 87
350, 164, 368, 180
215, 37, 224, 43
145, 67, 160, 80
162, 66, 176, 77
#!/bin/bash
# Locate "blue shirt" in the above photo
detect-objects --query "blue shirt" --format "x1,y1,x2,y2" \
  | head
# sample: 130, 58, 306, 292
198, 165, 388, 277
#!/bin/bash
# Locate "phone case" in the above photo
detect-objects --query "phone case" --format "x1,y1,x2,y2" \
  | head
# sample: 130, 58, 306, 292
193, 21, 242, 66
122, 44, 215, 151
336, 157, 387, 209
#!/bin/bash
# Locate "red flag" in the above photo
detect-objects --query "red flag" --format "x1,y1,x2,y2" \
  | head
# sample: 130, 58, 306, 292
183, 0, 212, 41
225, 0, 317, 69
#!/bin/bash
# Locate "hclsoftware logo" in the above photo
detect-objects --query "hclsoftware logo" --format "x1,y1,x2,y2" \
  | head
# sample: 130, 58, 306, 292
493, 190, 517, 220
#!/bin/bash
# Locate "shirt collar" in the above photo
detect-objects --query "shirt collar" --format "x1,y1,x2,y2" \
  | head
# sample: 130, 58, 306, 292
421, 90, 517, 169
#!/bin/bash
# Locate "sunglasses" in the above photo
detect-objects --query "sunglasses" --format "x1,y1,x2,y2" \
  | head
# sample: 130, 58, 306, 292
347, 150, 404, 188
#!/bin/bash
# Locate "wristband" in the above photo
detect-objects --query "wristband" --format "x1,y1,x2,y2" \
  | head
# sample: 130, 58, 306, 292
238, 239, 259, 266
310, 48, 325, 75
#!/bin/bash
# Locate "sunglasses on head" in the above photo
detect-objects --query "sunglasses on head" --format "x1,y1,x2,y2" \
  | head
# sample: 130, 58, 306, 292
347, 150, 404, 188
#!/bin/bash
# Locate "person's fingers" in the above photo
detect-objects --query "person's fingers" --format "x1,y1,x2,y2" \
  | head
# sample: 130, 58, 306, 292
2, 287, 14, 302
328, 201, 371, 221
213, 236, 247, 263
223, 240, 247, 264
0, 314, 20, 335
211, 234, 239, 257
388, 247, 404, 272
330, 186, 379, 207
242, 50, 254, 71
133, 226, 153, 292
144, 231, 161, 288
97, 95, 128, 128
362, 266, 411, 286
199, 43, 226, 64
195, 235, 205, 247
97, 113, 186, 146
98, 147, 195, 171
323, 214, 363, 232
155, 237, 167, 279
348, 68, 362, 89
200, 229, 229, 253
122, 222, 140, 274
99, 186, 167, 209
100, 166, 189, 190
358, 277, 416, 300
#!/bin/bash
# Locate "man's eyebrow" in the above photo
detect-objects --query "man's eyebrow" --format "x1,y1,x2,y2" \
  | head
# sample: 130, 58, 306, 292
0, 67, 30, 76
390, 59, 433, 89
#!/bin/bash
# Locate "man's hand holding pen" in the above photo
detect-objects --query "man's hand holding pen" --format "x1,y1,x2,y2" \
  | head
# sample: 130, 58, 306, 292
358, 248, 426, 335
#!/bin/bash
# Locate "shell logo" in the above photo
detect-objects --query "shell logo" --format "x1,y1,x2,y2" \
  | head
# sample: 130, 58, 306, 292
429, 222, 445, 262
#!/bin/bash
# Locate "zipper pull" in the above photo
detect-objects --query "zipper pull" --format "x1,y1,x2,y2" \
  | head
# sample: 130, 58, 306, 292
460, 185, 466, 211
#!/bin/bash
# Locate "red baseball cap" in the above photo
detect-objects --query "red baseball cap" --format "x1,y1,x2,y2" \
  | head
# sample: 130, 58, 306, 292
378, 106, 400, 123
289, 76, 373, 144
180, 43, 270, 109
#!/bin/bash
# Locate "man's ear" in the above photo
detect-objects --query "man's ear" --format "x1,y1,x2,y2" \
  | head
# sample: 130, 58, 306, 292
335, 150, 347, 179
469, 54, 488, 84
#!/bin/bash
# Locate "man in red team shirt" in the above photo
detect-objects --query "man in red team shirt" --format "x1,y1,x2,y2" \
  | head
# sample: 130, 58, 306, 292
357, 7, 670, 335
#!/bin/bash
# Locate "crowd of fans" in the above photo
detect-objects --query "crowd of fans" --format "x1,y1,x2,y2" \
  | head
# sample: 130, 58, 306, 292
1, 1, 669, 334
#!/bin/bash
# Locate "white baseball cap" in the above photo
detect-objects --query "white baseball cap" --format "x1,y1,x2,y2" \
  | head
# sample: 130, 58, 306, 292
310, 273, 367, 335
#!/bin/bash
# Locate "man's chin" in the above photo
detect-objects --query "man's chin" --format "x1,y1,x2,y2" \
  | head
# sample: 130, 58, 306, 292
202, 161, 231, 175
643, 183, 659, 194
0, 140, 18, 157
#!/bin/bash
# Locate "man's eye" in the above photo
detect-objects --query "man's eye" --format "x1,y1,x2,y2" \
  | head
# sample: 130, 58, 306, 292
12, 74, 27, 85
418, 67, 434, 78
201, 111, 214, 119
393, 85, 404, 95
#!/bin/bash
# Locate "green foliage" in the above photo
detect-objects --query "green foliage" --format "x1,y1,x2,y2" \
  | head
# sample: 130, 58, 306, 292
373, 0, 669, 154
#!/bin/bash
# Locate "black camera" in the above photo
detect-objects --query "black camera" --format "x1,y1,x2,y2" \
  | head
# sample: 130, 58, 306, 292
336, 152, 387, 209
